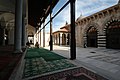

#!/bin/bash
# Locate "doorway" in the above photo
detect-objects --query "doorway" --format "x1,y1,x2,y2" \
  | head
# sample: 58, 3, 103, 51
106, 21, 120, 49
87, 27, 97, 47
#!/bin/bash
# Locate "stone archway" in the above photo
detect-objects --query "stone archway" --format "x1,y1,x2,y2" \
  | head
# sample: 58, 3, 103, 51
87, 26, 98, 47
83, 22, 100, 48
106, 20, 120, 49
28, 32, 34, 44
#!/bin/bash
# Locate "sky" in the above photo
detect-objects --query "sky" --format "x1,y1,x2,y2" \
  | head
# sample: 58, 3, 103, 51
44, 0, 119, 32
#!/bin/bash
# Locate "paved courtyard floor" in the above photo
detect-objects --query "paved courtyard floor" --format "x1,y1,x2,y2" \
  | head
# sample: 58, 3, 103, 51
45, 45, 120, 80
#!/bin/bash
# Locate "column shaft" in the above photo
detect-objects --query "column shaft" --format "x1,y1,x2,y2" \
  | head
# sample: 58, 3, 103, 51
43, 22, 45, 47
70, 0, 76, 60
50, 10, 53, 51
59, 33, 60, 45
40, 29, 41, 47
22, 16, 26, 47
2, 29, 5, 46
14, 0, 23, 53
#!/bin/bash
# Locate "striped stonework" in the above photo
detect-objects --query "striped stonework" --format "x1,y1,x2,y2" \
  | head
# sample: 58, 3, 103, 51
103, 19, 120, 48
97, 34, 106, 48
84, 26, 99, 48
76, 3, 120, 48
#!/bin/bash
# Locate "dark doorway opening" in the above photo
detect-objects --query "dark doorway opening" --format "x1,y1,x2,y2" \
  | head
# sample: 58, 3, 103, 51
106, 21, 120, 49
87, 27, 97, 47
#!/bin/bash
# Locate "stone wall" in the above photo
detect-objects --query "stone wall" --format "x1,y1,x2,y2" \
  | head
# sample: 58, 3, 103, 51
76, 4, 120, 48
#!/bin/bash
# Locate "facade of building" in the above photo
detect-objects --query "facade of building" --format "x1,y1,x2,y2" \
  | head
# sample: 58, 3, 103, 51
53, 2, 120, 49
76, 3, 120, 49
53, 23, 70, 46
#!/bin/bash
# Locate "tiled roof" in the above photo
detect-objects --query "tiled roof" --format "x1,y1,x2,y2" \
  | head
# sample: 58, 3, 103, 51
53, 28, 69, 34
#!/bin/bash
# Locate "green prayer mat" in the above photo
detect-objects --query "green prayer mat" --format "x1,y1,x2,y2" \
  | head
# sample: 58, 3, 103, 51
23, 48, 76, 78
25, 48, 66, 61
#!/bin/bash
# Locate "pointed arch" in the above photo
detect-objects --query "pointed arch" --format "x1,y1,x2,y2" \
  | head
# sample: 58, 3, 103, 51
83, 22, 100, 48
87, 26, 98, 47
84, 22, 100, 36
104, 19, 120, 49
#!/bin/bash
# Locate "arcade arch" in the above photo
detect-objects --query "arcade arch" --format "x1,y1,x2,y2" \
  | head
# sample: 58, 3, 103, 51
87, 26, 98, 47
105, 20, 120, 49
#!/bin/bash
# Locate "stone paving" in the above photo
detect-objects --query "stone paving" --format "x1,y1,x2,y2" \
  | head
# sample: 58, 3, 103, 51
87, 49, 120, 66
45, 45, 120, 80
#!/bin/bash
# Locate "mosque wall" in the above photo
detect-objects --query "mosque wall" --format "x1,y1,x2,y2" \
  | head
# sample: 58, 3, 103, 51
76, 4, 120, 49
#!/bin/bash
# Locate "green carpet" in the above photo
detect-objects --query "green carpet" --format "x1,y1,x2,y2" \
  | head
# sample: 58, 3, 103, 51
25, 48, 66, 61
23, 48, 76, 78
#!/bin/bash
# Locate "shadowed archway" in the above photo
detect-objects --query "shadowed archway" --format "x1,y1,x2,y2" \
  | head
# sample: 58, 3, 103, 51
87, 26, 98, 47
106, 20, 120, 49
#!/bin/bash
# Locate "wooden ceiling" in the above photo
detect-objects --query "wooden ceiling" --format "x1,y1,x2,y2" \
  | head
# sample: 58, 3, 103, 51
28, 0, 59, 27
0, 0, 59, 27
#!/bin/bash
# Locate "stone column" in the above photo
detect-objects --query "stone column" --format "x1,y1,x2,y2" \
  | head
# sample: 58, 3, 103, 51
2, 29, 5, 46
22, 16, 26, 47
65, 33, 67, 45
50, 10, 53, 51
59, 33, 60, 46
26, 0, 28, 42
43, 22, 45, 47
56, 34, 58, 45
40, 28, 41, 47
8, 28, 14, 45
60, 33, 62, 45
22, 0, 27, 47
70, 0, 76, 60
38, 30, 40, 46
14, 0, 23, 53
38, 31, 39, 44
